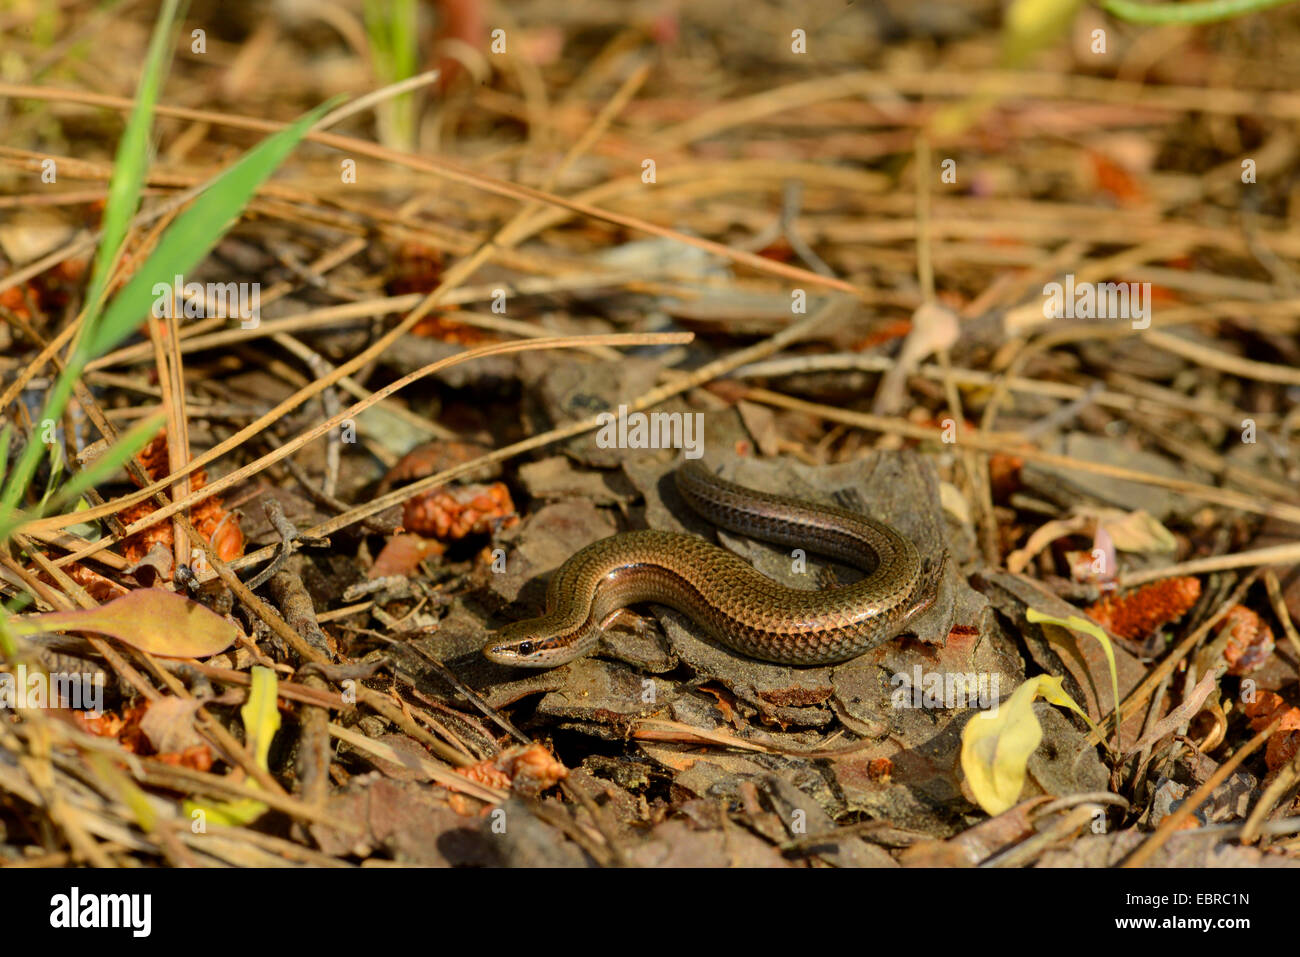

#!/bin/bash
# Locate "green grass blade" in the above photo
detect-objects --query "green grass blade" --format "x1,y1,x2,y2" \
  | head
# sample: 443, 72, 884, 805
364, 0, 418, 149
82, 95, 341, 361
0, 412, 167, 544
0, 0, 181, 515
44, 412, 166, 518
2, 95, 338, 530
0, 424, 11, 489
80, 0, 183, 330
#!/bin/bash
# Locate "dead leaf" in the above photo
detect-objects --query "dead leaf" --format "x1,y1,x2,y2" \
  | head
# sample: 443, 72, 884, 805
370, 533, 446, 578
138, 695, 204, 755
11, 588, 241, 658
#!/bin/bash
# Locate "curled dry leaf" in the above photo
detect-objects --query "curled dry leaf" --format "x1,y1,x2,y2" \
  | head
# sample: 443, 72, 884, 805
1098, 509, 1176, 554
1007, 508, 1174, 576
138, 695, 204, 754
1008, 515, 1091, 574
10, 588, 240, 658
873, 302, 959, 415
123, 541, 174, 587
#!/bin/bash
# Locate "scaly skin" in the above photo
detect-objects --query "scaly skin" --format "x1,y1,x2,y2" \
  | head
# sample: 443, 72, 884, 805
484, 461, 940, 668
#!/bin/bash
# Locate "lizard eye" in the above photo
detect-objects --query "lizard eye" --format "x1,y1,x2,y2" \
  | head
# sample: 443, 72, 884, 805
517, 640, 535, 656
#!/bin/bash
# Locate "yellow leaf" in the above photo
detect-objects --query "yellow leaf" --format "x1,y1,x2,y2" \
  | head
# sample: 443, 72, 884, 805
960, 674, 1090, 816
961, 676, 1044, 815
1003, 0, 1086, 67
183, 796, 267, 828
185, 666, 278, 826
1026, 608, 1121, 746
240, 666, 281, 769
1035, 673, 1096, 731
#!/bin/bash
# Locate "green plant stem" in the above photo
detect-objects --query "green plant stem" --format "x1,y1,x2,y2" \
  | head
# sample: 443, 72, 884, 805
1100, 0, 1296, 24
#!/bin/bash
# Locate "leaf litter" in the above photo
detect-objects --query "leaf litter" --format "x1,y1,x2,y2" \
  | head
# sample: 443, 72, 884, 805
1, 0, 1299, 869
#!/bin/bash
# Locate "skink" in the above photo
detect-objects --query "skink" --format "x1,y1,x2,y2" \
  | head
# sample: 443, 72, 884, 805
484, 460, 941, 668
